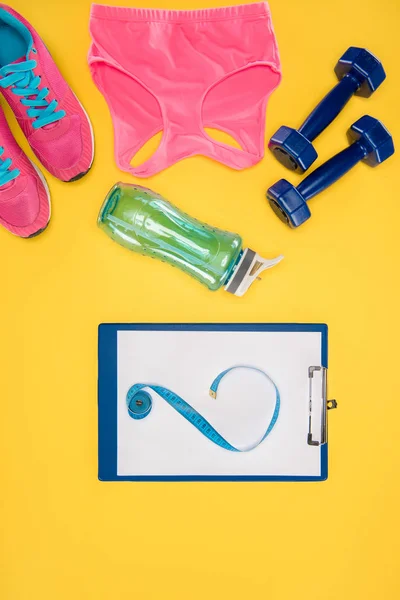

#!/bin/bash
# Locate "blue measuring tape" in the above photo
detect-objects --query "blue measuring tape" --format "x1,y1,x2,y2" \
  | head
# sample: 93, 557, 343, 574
126, 366, 280, 452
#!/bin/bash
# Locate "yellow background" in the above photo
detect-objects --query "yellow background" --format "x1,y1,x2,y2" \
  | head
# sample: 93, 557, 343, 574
1, 0, 400, 598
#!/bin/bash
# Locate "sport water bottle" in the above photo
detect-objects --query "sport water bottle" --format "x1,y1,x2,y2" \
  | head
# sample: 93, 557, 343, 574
98, 183, 283, 296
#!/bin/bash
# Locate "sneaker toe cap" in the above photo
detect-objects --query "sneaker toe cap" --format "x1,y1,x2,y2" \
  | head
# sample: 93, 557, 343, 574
0, 175, 49, 235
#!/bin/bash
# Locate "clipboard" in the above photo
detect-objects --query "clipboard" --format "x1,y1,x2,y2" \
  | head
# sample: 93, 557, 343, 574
98, 323, 336, 481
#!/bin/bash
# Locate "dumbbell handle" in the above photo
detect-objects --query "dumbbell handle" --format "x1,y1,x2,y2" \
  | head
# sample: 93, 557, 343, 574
297, 141, 366, 201
299, 74, 360, 142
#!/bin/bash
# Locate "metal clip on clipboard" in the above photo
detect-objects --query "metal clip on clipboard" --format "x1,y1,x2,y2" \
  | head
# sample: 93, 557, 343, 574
307, 366, 337, 446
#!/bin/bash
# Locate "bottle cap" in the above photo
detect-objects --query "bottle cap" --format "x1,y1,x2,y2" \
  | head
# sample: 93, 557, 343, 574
225, 248, 283, 297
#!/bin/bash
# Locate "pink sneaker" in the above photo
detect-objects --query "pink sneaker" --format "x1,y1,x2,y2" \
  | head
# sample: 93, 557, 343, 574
0, 105, 50, 237
0, 5, 94, 182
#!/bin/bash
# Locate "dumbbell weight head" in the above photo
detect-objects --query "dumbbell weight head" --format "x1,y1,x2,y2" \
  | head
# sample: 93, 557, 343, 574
348, 115, 394, 166
334, 47, 386, 98
266, 179, 310, 228
267, 116, 394, 229
269, 47, 386, 174
268, 126, 318, 173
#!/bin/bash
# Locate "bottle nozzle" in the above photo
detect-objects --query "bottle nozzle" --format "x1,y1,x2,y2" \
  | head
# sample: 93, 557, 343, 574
225, 248, 283, 297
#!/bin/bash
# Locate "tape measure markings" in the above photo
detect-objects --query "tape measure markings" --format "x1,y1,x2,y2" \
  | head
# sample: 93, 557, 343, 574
126, 366, 280, 452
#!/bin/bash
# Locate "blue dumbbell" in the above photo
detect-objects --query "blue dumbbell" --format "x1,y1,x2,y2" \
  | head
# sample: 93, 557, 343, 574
266, 115, 394, 228
269, 47, 386, 173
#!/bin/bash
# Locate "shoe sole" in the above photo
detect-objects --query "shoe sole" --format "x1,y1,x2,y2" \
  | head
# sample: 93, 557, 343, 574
62, 92, 95, 183
66, 162, 93, 182
26, 221, 49, 238
22, 159, 51, 238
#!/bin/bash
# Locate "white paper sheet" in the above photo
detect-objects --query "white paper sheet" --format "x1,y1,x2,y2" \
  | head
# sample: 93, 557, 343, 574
116, 329, 323, 477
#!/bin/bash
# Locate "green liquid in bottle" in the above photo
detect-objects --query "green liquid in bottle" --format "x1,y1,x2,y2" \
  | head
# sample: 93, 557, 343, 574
98, 183, 243, 291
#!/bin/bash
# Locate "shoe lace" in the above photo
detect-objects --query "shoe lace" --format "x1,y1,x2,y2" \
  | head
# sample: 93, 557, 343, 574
0, 58, 66, 129
0, 146, 20, 187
